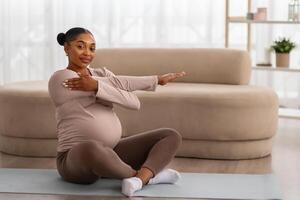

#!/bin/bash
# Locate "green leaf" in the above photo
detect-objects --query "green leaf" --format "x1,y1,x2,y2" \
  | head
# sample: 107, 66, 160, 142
271, 37, 296, 53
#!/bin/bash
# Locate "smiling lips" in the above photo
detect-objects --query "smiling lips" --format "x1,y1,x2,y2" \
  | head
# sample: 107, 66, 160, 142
80, 57, 92, 64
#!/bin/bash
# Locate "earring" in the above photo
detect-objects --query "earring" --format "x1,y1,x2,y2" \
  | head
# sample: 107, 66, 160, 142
66, 53, 68, 56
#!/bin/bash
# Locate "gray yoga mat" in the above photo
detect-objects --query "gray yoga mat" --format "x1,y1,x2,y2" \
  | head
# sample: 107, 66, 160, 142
0, 168, 282, 199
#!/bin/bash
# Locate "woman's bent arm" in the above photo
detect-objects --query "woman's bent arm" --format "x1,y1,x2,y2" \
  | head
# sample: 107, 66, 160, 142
48, 70, 140, 110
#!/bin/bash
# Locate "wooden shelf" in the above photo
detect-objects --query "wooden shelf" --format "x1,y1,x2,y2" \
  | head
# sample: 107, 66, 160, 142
228, 18, 300, 24
225, 0, 300, 51
279, 108, 300, 119
252, 66, 300, 72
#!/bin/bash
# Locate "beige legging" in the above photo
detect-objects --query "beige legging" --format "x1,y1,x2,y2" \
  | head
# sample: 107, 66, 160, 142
56, 128, 181, 184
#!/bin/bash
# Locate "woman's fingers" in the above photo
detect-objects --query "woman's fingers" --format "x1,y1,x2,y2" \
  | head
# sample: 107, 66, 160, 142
64, 78, 80, 83
63, 77, 83, 89
169, 71, 186, 80
160, 71, 186, 85
63, 79, 79, 86
175, 71, 186, 77
62, 75, 95, 91
63, 82, 81, 90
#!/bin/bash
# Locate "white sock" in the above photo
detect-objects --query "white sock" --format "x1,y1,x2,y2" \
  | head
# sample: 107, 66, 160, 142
148, 168, 181, 185
121, 177, 143, 197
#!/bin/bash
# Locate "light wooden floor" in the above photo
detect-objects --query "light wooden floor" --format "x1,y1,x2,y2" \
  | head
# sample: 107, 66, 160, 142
0, 118, 299, 200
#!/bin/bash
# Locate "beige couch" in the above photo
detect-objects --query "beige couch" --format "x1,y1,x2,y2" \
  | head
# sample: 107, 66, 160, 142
0, 48, 278, 160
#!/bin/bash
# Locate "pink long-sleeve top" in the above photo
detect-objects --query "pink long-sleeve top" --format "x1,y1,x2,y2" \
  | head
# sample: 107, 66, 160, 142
48, 67, 158, 153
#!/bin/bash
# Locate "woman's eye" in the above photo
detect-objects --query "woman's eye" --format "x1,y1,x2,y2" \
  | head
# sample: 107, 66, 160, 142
90, 48, 95, 52
77, 45, 84, 49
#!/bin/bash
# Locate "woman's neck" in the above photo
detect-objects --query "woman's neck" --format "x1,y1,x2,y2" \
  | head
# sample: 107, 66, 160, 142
67, 65, 91, 76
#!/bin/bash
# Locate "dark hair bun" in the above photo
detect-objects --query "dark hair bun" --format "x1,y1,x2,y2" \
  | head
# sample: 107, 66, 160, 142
57, 33, 66, 46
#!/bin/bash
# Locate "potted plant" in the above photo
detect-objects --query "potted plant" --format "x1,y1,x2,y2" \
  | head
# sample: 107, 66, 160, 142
271, 37, 296, 67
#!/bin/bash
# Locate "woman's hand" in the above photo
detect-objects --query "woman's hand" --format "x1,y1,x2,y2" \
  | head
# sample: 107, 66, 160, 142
62, 72, 98, 92
157, 71, 186, 85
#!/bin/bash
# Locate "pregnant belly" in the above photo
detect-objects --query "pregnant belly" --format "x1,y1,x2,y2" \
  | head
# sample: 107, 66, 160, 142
78, 104, 122, 148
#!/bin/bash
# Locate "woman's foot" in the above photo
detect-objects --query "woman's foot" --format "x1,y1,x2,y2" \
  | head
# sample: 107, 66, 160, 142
148, 168, 181, 185
122, 167, 152, 196
121, 168, 181, 196
122, 177, 143, 197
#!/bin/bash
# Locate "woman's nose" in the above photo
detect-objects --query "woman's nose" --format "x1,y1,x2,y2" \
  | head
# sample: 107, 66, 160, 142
83, 48, 91, 56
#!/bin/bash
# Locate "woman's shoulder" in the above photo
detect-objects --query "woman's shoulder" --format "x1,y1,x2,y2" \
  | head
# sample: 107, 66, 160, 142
48, 68, 79, 86
50, 68, 78, 79
52, 68, 77, 76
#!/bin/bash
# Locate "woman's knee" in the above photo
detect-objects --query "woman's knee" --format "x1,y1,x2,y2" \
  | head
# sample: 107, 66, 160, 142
162, 128, 182, 145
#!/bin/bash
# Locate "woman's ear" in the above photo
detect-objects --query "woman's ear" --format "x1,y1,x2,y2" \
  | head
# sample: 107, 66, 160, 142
64, 44, 69, 56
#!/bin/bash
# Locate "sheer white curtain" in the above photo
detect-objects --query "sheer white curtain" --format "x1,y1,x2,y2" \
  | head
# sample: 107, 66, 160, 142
1, 0, 300, 108
0, 0, 225, 84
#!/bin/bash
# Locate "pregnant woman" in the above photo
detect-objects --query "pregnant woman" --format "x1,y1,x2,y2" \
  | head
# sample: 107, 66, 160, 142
48, 27, 186, 196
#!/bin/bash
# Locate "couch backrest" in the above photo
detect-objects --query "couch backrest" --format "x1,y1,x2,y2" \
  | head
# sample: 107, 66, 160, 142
90, 48, 251, 85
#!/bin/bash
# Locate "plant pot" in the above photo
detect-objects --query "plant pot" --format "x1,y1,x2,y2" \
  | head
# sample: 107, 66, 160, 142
276, 53, 290, 68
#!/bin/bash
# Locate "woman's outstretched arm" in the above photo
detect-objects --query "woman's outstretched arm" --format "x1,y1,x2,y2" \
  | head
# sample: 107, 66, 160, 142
93, 75, 158, 92
91, 67, 158, 92
95, 79, 140, 110
91, 67, 186, 91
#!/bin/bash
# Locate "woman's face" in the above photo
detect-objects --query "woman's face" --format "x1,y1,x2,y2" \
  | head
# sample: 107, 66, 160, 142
64, 33, 96, 68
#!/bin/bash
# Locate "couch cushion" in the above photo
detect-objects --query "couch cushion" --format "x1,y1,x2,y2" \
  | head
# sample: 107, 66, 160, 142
116, 82, 278, 141
0, 134, 57, 157
0, 81, 278, 142
0, 81, 56, 139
